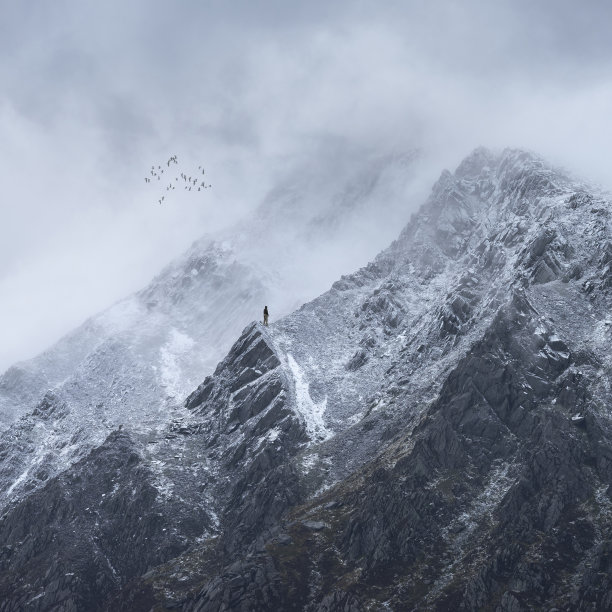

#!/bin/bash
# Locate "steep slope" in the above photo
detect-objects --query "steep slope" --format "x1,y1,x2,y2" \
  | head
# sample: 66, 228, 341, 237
0, 429, 215, 611
3, 147, 612, 610
0, 149, 421, 512
0, 147, 421, 427
117, 148, 612, 610
0, 322, 306, 611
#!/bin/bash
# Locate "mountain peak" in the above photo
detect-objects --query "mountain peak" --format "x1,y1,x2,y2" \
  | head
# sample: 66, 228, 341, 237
2, 148, 612, 609
450, 147, 569, 196
454, 145, 498, 179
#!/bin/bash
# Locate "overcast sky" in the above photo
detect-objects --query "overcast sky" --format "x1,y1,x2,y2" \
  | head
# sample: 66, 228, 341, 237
1, 0, 612, 372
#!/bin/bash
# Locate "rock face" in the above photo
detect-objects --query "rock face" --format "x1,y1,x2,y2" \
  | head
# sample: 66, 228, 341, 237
0, 430, 210, 611
2, 147, 612, 610
0, 148, 421, 515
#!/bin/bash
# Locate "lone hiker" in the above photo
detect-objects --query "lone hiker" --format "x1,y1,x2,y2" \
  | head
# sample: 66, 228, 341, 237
263, 305, 269, 326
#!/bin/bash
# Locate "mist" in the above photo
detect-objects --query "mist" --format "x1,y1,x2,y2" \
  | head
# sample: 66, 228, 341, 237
1, 0, 611, 371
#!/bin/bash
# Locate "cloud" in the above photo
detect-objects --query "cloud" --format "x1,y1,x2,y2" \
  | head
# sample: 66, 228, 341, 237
1, 0, 612, 370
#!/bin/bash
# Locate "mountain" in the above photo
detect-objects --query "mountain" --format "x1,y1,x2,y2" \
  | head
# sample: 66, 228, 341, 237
0, 146, 421, 511
0, 146, 421, 425
2, 147, 612, 610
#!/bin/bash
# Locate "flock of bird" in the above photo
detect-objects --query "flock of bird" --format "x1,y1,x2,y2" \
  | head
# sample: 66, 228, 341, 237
144, 155, 211, 205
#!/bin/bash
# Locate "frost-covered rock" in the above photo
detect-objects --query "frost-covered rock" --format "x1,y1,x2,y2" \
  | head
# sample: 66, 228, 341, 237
3, 147, 612, 610
0, 149, 421, 509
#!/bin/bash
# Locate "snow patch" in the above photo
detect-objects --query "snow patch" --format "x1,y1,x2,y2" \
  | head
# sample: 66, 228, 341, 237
286, 354, 332, 441
266, 427, 280, 443
26, 592, 46, 605
5, 468, 30, 499
255, 427, 281, 452
301, 452, 319, 472
148, 459, 175, 500
159, 329, 196, 399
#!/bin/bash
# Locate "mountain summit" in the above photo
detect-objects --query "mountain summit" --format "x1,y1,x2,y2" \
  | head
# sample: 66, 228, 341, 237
1, 148, 612, 610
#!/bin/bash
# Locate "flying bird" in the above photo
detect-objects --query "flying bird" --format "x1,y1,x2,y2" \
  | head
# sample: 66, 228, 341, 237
146, 155, 211, 205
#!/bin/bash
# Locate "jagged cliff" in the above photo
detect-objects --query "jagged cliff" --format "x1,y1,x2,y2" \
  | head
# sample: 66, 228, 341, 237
0, 149, 420, 513
1, 148, 612, 610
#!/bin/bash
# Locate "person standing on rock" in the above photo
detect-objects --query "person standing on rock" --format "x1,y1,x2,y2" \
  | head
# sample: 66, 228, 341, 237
263, 305, 269, 326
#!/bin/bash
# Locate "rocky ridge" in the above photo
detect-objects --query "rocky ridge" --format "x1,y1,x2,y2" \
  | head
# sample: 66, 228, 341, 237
0, 149, 421, 514
1, 148, 612, 610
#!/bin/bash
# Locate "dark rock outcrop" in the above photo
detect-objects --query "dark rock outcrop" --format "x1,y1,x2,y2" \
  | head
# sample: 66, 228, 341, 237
0, 430, 209, 611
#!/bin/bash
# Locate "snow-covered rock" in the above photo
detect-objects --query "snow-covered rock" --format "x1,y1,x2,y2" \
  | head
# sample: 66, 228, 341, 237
3, 147, 612, 610
0, 149, 421, 509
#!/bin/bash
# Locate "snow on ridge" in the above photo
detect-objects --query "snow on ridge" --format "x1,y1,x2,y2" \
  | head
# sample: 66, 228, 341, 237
159, 328, 196, 400
4, 466, 31, 499
94, 296, 145, 335
286, 354, 332, 442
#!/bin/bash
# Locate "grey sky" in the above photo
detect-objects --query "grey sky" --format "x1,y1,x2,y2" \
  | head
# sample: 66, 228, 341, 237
1, 0, 612, 371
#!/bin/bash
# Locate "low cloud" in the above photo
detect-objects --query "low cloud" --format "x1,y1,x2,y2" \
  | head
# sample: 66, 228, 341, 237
1, 0, 611, 370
